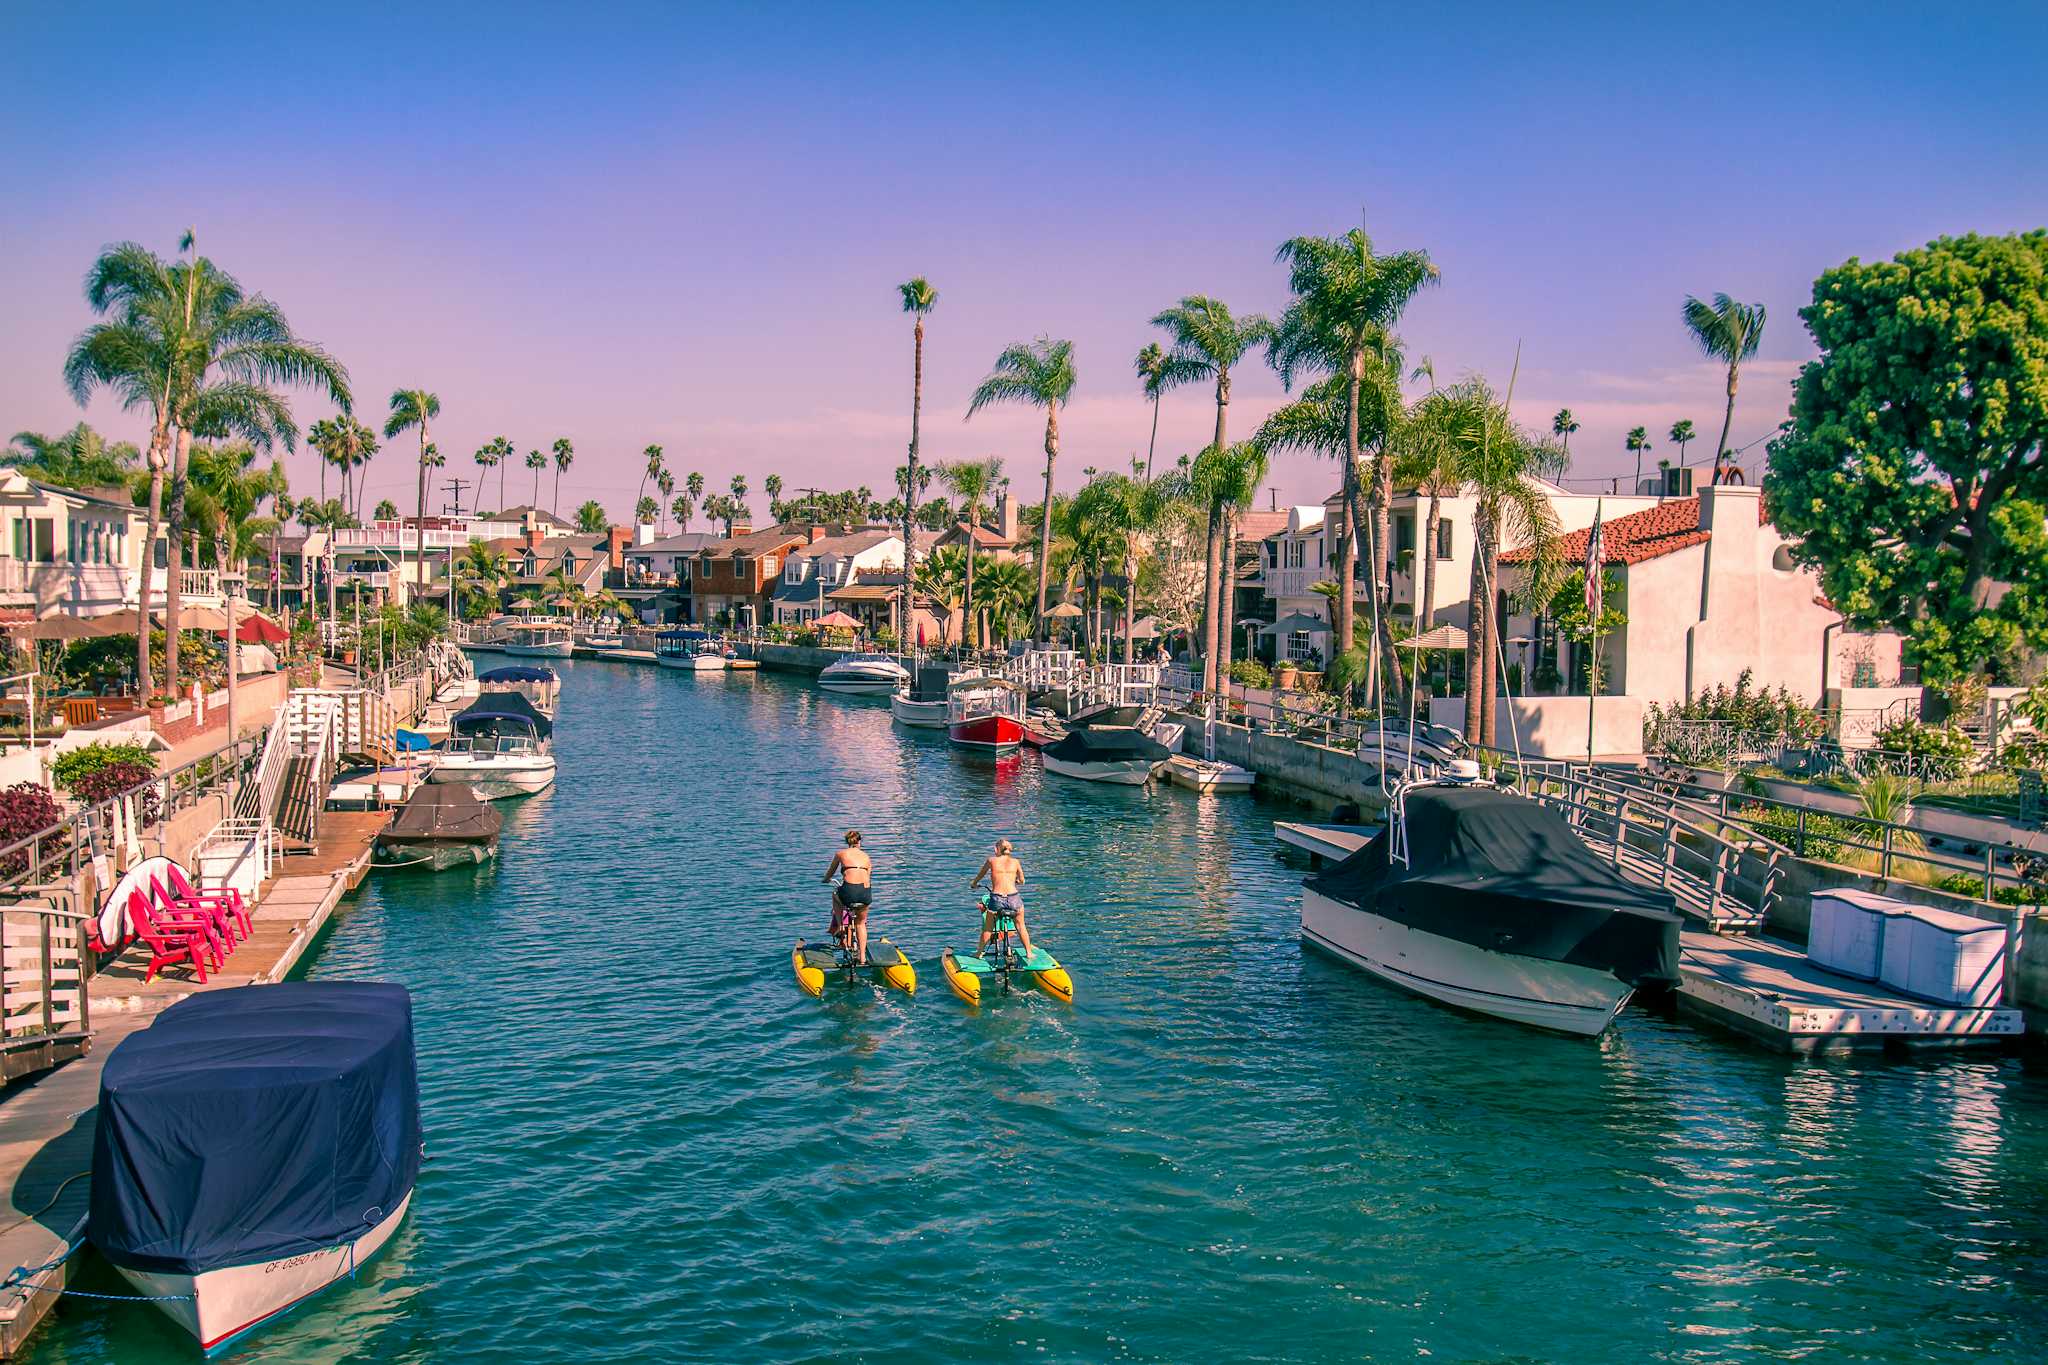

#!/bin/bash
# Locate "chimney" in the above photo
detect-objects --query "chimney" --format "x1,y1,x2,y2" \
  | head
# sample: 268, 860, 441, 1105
810, 525, 829, 543
635, 521, 657, 547
998, 491, 1018, 542
731, 521, 753, 537
524, 527, 546, 553
606, 525, 630, 568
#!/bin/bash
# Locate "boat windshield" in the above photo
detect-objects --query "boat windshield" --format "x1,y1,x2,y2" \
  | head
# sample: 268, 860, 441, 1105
444, 733, 541, 757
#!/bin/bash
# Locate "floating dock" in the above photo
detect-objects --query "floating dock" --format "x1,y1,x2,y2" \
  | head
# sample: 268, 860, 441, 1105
1271, 820, 2025, 1054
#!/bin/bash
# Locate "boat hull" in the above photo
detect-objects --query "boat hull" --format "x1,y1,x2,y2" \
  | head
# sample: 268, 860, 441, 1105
426, 759, 556, 799
1164, 754, 1255, 793
502, 641, 573, 658
949, 714, 1023, 751
690, 656, 727, 671
818, 676, 900, 694
116, 1191, 413, 1356
1041, 752, 1158, 784
373, 839, 496, 871
1300, 887, 1633, 1036
890, 695, 950, 728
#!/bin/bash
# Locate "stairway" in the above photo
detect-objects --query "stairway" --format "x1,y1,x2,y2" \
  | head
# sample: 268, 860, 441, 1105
276, 755, 322, 845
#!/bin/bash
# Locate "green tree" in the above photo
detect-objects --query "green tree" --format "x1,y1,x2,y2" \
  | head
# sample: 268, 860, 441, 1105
1544, 569, 1627, 693
1552, 408, 1579, 461
637, 494, 660, 528
385, 390, 441, 601
899, 276, 938, 635
551, 437, 574, 513
685, 469, 704, 504
914, 543, 967, 644
188, 442, 287, 574
522, 448, 546, 506
728, 474, 749, 528
375, 497, 399, 521
670, 495, 691, 532
1133, 342, 1188, 479
967, 337, 1075, 635
1682, 292, 1767, 482
310, 416, 376, 517
454, 539, 509, 616
764, 472, 784, 504
937, 457, 1002, 648
575, 499, 608, 534
5, 423, 140, 491
1766, 231, 2048, 681
1667, 418, 1696, 470
1625, 425, 1651, 493
975, 555, 1035, 647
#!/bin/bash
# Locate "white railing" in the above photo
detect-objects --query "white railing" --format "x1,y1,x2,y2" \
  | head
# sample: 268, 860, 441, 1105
178, 567, 221, 599
331, 520, 521, 550
235, 714, 292, 824
193, 816, 280, 906
1260, 565, 1324, 599
0, 901, 91, 1078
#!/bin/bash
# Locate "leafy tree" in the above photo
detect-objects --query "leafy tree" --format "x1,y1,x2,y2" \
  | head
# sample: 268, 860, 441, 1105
454, 539, 509, 616
685, 469, 704, 504
967, 337, 1076, 634
522, 448, 546, 506
5, 423, 139, 490
1766, 231, 2048, 682
1682, 292, 1767, 482
1543, 569, 1627, 693
1551, 408, 1579, 460
373, 498, 397, 520
670, 495, 691, 532
975, 555, 1035, 646
914, 543, 967, 643
1667, 418, 1696, 469
634, 445, 664, 526
575, 499, 608, 533
551, 437, 574, 513
636, 494, 660, 527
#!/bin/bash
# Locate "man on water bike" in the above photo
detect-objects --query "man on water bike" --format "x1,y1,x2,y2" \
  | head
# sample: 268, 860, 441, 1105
971, 838, 1033, 957
822, 830, 872, 965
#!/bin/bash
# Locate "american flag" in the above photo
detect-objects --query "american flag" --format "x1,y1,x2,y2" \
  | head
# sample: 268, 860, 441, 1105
1584, 501, 1605, 621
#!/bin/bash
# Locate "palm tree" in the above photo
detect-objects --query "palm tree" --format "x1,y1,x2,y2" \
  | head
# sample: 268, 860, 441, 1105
575, 499, 608, 534
474, 438, 502, 511
1270, 228, 1437, 681
1625, 426, 1650, 494
1681, 293, 1767, 483
189, 443, 288, 574
975, 557, 1035, 648
764, 472, 783, 508
898, 276, 939, 634
385, 390, 441, 603
5, 423, 142, 491
423, 442, 446, 513
1202, 442, 1269, 687
375, 497, 399, 521
1667, 419, 1696, 484
937, 457, 1002, 649
656, 470, 675, 534
966, 337, 1076, 634
670, 495, 691, 533
1394, 389, 1471, 715
914, 544, 967, 644
487, 435, 513, 511
551, 437, 574, 513
729, 474, 749, 525
1133, 343, 1176, 479
523, 448, 546, 507
686, 470, 704, 506
541, 566, 576, 616
635, 445, 665, 523
642, 494, 667, 530
68, 234, 350, 696
1551, 409, 1579, 461
454, 538, 509, 617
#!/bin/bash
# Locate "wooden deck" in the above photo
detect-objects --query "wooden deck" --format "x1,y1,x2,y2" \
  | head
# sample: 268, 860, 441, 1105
1273, 821, 1378, 864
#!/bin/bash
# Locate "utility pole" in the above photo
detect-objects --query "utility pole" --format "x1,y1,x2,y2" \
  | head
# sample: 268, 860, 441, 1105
444, 476, 471, 519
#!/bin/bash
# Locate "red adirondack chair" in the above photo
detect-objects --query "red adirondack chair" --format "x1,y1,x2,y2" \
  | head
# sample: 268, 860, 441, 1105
148, 873, 242, 953
163, 863, 252, 940
124, 890, 218, 984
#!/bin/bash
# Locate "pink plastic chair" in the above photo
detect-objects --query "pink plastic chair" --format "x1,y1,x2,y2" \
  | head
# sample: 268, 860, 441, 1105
165, 863, 250, 938
125, 891, 219, 983
156, 866, 250, 945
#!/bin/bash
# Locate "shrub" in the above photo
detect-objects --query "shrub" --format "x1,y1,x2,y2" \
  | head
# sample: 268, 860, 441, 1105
68, 762, 161, 825
52, 741, 157, 794
0, 783, 65, 877
1737, 803, 1863, 862
1230, 659, 1273, 689
1644, 668, 1827, 743
1870, 718, 1975, 781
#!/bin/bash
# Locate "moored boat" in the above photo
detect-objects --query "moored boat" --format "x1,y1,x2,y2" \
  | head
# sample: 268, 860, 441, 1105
427, 692, 556, 798
502, 622, 574, 657
1299, 774, 1682, 1036
890, 664, 953, 728
374, 781, 502, 870
818, 652, 910, 694
90, 982, 421, 1355
947, 675, 1026, 751
478, 664, 559, 717
655, 629, 725, 671
1040, 725, 1172, 783
1164, 754, 1256, 793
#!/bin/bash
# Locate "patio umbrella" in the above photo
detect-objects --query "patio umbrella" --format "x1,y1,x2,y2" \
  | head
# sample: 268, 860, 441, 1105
1258, 611, 1331, 637
84, 608, 161, 637
180, 605, 231, 631
815, 610, 862, 631
1045, 602, 1083, 619
1396, 623, 1469, 652
13, 615, 103, 641
233, 614, 290, 645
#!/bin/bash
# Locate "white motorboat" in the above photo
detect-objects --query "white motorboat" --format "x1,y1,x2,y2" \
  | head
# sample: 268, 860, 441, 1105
690, 644, 728, 672
427, 691, 557, 798
655, 630, 726, 671
890, 663, 953, 728
502, 623, 574, 657
947, 675, 1027, 752
92, 983, 420, 1356
1164, 754, 1256, 793
579, 631, 625, 651
818, 652, 909, 694
1299, 772, 1682, 1036
1040, 724, 1173, 784
1354, 721, 1471, 790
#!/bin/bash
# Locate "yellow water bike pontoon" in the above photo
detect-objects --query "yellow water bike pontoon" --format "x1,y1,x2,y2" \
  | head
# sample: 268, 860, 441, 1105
792, 937, 917, 998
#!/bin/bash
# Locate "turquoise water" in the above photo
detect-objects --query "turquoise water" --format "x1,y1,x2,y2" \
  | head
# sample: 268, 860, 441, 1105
30, 660, 2048, 1362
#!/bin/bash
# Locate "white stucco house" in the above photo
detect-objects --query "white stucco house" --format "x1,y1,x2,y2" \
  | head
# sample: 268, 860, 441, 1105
770, 529, 906, 625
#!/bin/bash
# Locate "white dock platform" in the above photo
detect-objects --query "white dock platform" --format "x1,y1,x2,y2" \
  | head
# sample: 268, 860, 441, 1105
1273, 821, 1376, 863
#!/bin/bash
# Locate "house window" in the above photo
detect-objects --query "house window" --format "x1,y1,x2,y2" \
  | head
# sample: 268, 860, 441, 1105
785, 560, 803, 584
676, 560, 689, 581
1288, 630, 1314, 662
762, 555, 778, 576
1435, 520, 1453, 560
1395, 517, 1414, 558
736, 557, 753, 579
13, 518, 54, 563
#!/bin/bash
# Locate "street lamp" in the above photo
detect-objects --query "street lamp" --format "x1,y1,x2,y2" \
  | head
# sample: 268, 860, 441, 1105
221, 570, 247, 806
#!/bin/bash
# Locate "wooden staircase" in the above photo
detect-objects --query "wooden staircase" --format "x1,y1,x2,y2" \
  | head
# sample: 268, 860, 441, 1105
276, 754, 322, 846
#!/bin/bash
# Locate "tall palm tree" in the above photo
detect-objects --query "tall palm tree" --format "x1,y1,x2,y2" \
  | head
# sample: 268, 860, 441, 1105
685, 470, 704, 506
1270, 228, 1437, 679
655, 470, 675, 534
474, 438, 502, 511
310, 416, 372, 511
1551, 409, 1579, 461
487, 435, 513, 511
1667, 419, 1696, 481
899, 277, 938, 634
385, 390, 441, 602
728, 475, 749, 529
551, 437, 574, 513
764, 472, 783, 511
575, 499, 608, 533
1204, 442, 1269, 688
1681, 293, 1767, 484
70, 234, 350, 695
938, 457, 1002, 649
1394, 390, 1469, 715
636, 495, 661, 529
966, 337, 1076, 635
455, 540, 510, 615
424, 442, 446, 512
1133, 342, 1177, 479
523, 448, 547, 506
635, 445, 665, 523
1625, 426, 1650, 494
670, 495, 691, 533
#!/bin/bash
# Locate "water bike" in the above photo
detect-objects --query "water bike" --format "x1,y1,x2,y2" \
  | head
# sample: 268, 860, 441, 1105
792, 936, 917, 998
941, 895, 1073, 1006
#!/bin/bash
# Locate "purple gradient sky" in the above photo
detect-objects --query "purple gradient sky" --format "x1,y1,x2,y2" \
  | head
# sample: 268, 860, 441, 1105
5, 2, 2044, 518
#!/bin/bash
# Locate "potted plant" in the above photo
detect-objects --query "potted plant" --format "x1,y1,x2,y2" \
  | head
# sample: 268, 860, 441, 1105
1275, 660, 1300, 690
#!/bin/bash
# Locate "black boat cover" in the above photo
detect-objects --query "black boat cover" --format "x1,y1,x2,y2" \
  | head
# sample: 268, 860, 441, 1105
1306, 785, 1682, 985
90, 982, 421, 1275
381, 782, 503, 843
909, 665, 954, 702
1045, 726, 1171, 763
451, 689, 553, 739
478, 664, 557, 683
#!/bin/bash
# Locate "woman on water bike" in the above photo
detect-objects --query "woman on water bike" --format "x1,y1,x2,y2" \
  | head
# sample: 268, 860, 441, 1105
822, 829, 872, 966
971, 838, 1033, 957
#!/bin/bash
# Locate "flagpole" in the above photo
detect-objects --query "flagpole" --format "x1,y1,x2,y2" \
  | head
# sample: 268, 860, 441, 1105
1585, 499, 1602, 768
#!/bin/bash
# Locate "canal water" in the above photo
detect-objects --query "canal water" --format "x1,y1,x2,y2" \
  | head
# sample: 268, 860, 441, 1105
31, 660, 2048, 1362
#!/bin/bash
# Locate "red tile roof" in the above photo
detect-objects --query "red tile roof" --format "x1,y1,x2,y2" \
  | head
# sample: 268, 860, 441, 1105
1501, 495, 1768, 567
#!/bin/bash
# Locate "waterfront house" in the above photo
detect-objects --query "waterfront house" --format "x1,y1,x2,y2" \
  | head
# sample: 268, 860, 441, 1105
246, 530, 329, 615
693, 525, 809, 628
482, 506, 577, 539
330, 512, 525, 607
617, 530, 718, 623
933, 491, 1023, 562
1257, 506, 1333, 665
770, 529, 905, 626
0, 469, 149, 619
488, 528, 617, 612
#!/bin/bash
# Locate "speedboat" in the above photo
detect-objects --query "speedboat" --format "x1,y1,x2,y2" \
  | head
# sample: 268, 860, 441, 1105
427, 692, 556, 798
891, 664, 953, 728
1299, 769, 1682, 1036
478, 664, 559, 717
818, 653, 909, 694
579, 630, 624, 651
374, 781, 502, 870
947, 675, 1026, 751
1354, 721, 1470, 789
90, 983, 421, 1355
690, 642, 728, 672
1040, 725, 1172, 783
1164, 755, 1256, 793
502, 622, 574, 657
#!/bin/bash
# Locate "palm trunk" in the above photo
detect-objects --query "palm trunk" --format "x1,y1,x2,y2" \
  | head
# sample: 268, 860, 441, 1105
1146, 395, 1162, 479
135, 426, 167, 699
1123, 548, 1137, 664
964, 534, 978, 653
904, 316, 924, 647
163, 426, 194, 695
1217, 510, 1239, 690
1371, 452, 1404, 702
1463, 536, 1485, 743
1199, 502, 1222, 695
1410, 492, 1441, 719
415, 429, 430, 606
1711, 364, 1740, 482
1034, 406, 1059, 639
553, 467, 561, 515
1336, 351, 1363, 667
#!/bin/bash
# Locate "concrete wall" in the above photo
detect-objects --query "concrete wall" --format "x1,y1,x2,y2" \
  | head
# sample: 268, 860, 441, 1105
1428, 694, 1646, 759
741, 642, 855, 675
1202, 719, 1384, 812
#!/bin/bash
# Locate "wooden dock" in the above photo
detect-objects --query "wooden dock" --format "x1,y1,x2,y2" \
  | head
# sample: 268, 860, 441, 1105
1269, 819, 2027, 1054
0, 810, 385, 1357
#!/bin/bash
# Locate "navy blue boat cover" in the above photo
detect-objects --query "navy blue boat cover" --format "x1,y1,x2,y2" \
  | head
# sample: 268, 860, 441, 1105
90, 982, 421, 1275
451, 689, 554, 739
477, 664, 557, 683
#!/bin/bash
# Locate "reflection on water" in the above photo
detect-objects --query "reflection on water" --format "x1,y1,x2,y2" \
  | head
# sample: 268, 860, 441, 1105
26, 660, 2048, 1363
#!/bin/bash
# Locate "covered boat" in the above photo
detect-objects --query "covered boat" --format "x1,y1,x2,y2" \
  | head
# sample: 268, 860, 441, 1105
90, 983, 422, 1355
890, 664, 954, 728
428, 691, 557, 798
374, 781, 503, 870
478, 663, 560, 716
1301, 783, 1682, 1036
1040, 725, 1172, 784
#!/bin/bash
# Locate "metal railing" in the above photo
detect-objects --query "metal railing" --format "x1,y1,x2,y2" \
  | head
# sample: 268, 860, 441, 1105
0, 899, 92, 1082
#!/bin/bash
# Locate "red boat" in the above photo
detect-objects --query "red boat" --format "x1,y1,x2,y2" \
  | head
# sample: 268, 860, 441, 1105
948, 676, 1027, 753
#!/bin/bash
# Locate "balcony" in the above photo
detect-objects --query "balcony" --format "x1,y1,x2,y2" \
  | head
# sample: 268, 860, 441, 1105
0, 557, 135, 613
1260, 565, 1325, 600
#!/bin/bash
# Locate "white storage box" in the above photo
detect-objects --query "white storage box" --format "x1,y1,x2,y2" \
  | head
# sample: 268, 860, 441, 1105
1878, 905, 2007, 1008
1809, 889, 1909, 980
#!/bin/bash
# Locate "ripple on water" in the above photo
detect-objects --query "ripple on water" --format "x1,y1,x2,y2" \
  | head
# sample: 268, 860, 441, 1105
24, 661, 2048, 1363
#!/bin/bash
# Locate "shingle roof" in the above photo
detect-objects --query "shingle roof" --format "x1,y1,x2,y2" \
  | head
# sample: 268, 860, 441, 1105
1236, 510, 1290, 543
631, 532, 719, 554
700, 525, 808, 558
1501, 495, 1767, 567
791, 530, 897, 558
483, 505, 575, 529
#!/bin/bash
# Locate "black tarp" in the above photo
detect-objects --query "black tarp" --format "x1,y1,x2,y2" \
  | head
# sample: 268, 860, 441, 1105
1306, 785, 1682, 985
90, 982, 421, 1275
381, 783, 502, 843
909, 665, 954, 702
451, 689, 553, 740
1045, 727, 1171, 763
478, 665, 557, 683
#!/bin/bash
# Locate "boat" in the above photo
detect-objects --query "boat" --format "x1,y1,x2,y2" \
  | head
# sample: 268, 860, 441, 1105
327, 763, 424, 811
947, 675, 1026, 751
791, 937, 917, 996
941, 943, 1073, 1004
1040, 725, 1173, 784
579, 630, 625, 651
890, 664, 954, 728
1354, 721, 1471, 789
1021, 709, 1065, 748
90, 982, 421, 1355
1164, 754, 1256, 793
655, 629, 725, 671
427, 692, 556, 798
373, 781, 502, 870
502, 622, 574, 657
478, 664, 559, 717
1299, 772, 1683, 1036
817, 652, 910, 694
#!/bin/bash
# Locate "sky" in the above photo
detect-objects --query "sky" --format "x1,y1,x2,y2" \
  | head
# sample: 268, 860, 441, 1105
4, 1, 2045, 520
